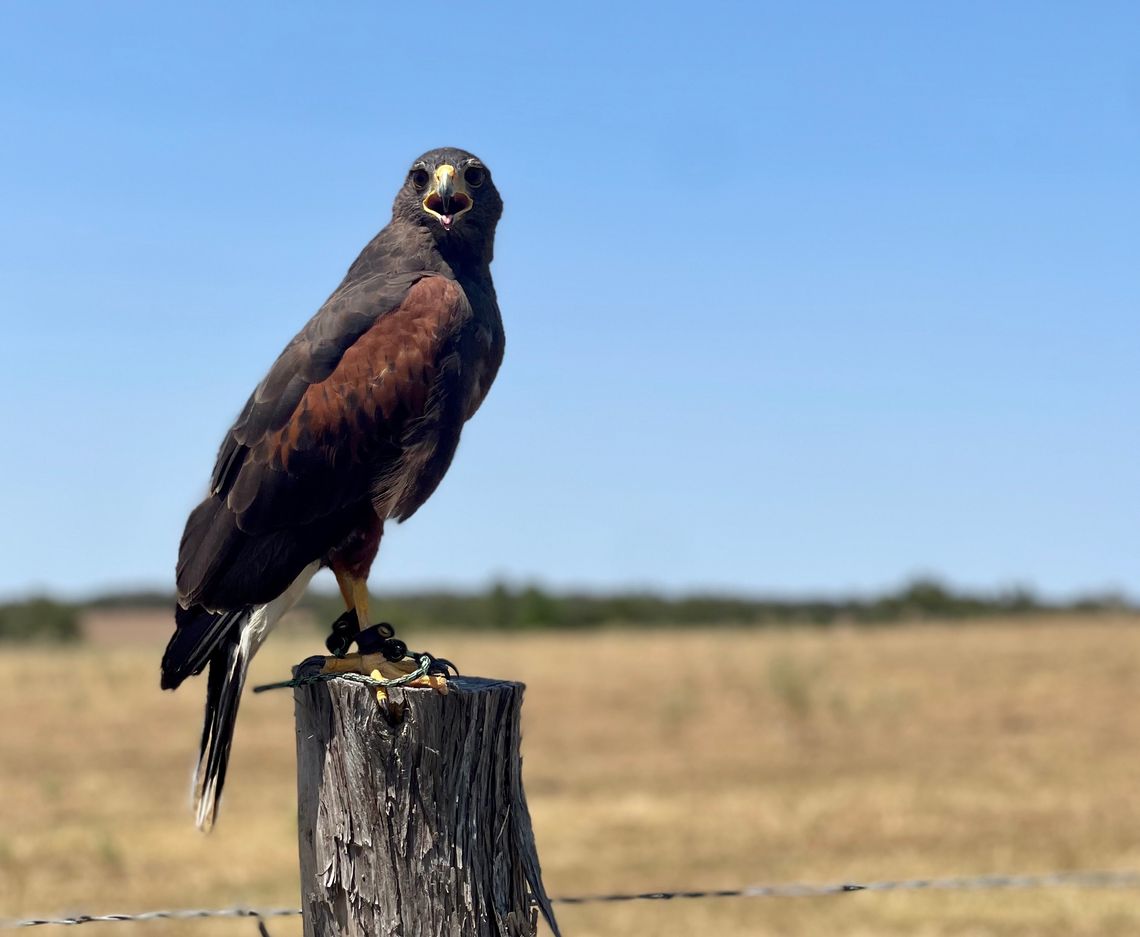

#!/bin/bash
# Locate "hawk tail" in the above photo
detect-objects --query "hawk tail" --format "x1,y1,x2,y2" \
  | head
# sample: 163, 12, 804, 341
193, 625, 252, 832
161, 604, 249, 690
164, 562, 319, 831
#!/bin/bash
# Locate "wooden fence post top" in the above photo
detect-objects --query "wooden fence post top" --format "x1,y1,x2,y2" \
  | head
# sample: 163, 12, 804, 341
294, 668, 560, 937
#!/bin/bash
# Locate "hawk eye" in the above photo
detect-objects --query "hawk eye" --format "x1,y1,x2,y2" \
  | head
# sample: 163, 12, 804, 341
464, 166, 485, 188
410, 168, 430, 191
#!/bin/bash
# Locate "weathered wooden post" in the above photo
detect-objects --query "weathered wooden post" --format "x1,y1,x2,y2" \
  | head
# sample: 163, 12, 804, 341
294, 670, 560, 937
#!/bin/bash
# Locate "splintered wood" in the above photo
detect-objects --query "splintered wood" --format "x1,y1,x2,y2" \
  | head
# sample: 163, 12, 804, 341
294, 674, 560, 937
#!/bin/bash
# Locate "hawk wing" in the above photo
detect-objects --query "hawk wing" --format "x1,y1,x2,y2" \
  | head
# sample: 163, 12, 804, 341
176, 272, 471, 611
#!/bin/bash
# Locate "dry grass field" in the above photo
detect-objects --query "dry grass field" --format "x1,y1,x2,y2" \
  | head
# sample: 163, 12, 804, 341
2, 614, 1140, 936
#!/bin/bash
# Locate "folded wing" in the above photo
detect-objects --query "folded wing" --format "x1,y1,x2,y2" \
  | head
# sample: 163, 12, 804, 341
175, 273, 470, 613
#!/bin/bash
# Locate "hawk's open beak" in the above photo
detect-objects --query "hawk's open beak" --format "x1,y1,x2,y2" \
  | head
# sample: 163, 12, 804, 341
422, 164, 473, 230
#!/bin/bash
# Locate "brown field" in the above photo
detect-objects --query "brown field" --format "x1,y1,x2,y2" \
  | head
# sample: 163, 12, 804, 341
2, 614, 1140, 936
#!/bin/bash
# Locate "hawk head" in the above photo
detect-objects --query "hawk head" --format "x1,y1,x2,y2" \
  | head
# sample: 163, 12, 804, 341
393, 147, 503, 257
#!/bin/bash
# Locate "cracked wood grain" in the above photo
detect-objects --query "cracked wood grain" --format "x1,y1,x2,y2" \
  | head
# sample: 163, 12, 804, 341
294, 675, 560, 937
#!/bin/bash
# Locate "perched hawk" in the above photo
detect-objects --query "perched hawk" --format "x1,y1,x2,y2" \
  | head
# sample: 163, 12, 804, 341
161, 147, 504, 830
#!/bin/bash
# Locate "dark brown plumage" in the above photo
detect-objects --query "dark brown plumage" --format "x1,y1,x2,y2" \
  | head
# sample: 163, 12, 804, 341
162, 147, 504, 829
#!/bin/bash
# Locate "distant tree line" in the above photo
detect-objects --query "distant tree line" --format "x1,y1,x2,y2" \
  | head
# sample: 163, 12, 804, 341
300, 579, 1131, 632
0, 597, 81, 643
0, 579, 1131, 643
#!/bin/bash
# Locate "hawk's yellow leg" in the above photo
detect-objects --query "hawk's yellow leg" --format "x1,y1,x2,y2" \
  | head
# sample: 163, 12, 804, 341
322, 573, 446, 699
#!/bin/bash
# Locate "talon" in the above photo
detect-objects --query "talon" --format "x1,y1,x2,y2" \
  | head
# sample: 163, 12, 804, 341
428, 656, 458, 676
297, 654, 327, 678
317, 652, 450, 700
316, 613, 454, 702
320, 653, 438, 679
408, 651, 459, 677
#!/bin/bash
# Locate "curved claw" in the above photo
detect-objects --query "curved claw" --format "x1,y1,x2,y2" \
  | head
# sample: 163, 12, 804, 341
408, 651, 459, 677
296, 654, 328, 678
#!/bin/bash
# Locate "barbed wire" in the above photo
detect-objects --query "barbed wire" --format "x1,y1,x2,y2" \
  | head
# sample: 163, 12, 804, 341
6, 869, 1140, 928
553, 869, 1140, 903
3, 910, 299, 929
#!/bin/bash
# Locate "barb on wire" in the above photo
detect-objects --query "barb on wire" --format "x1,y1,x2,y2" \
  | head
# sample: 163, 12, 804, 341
6, 870, 1140, 927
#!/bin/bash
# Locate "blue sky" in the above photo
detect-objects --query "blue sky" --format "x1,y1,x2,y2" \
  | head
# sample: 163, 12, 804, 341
0, 1, 1136, 601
